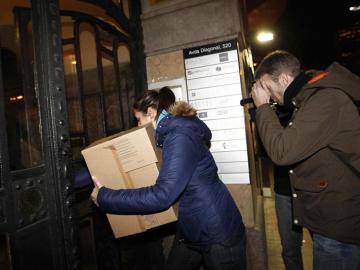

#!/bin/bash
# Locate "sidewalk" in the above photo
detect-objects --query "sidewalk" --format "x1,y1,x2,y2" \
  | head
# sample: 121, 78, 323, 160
264, 197, 313, 270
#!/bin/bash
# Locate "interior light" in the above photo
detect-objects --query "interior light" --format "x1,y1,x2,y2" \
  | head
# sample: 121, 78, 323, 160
71, 60, 77, 65
256, 31, 274, 43
9, 95, 24, 102
349, 5, 360, 11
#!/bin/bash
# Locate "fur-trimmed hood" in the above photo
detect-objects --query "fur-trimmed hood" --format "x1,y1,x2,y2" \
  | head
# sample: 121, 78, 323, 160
155, 101, 211, 148
169, 101, 197, 117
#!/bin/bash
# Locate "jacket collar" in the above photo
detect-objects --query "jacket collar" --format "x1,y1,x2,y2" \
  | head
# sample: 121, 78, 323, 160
155, 114, 172, 148
291, 61, 360, 107
283, 72, 311, 111
292, 70, 329, 107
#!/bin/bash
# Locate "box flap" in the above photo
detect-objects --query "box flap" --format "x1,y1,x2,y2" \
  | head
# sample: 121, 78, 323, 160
82, 124, 160, 172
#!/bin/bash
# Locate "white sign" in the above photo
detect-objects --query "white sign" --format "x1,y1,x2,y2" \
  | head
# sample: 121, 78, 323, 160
184, 40, 249, 184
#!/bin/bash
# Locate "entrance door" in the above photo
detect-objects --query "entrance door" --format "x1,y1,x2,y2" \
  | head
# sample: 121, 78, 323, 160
0, 0, 79, 269
0, 0, 146, 269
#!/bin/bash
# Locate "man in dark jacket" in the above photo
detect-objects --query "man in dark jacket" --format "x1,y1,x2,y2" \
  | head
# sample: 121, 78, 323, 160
251, 50, 360, 270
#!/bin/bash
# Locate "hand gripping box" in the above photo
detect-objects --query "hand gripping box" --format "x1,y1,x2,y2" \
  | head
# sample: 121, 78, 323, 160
81, 123, 177, 238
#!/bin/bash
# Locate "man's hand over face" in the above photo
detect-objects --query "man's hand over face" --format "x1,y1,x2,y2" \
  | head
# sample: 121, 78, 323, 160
251, 81, 271, 108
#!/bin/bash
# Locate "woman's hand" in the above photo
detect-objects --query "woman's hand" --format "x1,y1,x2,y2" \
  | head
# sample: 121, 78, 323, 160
91, 176, 103, 207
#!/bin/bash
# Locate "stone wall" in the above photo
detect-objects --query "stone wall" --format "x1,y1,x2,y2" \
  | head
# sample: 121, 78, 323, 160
141, 0, 246, 55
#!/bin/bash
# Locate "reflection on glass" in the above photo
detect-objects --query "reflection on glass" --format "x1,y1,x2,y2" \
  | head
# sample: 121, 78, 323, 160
102, 56, 121, 132
121, 0, 130, 18
84, 97, 104, 143
79, 23, 106, 142
1, 12, 43, 170
80, 23, 98, 96
117, 44, 136, 129
63, 44, 83, 134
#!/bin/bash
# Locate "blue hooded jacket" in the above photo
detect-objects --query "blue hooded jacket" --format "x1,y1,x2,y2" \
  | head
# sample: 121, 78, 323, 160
97, 102, 244, 245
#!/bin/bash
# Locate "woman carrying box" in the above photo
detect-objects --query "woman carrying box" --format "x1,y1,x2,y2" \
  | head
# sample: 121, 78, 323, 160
91, 86, 246, 270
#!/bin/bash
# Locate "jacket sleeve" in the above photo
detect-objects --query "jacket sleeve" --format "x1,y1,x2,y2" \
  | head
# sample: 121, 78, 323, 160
97, 132, 201, 214
255, 89, 347, 165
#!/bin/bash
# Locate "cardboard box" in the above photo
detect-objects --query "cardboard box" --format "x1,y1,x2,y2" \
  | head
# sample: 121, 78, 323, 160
81, 124, 177, 238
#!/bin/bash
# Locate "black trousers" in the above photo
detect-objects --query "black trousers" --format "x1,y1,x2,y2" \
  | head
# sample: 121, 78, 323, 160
165, 229, 246, 270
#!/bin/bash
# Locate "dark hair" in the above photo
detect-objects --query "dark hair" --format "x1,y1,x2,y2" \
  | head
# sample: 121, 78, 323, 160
255, 50, 301, 81
133, 86, 176, 119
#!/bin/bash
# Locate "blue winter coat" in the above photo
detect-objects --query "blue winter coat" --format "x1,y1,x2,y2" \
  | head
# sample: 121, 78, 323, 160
97, 105, 244, 245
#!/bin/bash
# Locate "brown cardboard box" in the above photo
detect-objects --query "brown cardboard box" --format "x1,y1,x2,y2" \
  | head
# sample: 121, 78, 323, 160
81, 123, 177, 238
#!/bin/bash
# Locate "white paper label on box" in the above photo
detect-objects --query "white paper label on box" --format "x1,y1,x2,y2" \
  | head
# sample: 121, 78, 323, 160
111, 130, 158, 172
184, 40, 250, 184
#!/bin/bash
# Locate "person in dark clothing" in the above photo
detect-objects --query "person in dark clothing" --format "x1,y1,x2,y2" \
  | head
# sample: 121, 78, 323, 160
273, 105, 304, 270
252, 50, 360, 270
91, 88, 246, 270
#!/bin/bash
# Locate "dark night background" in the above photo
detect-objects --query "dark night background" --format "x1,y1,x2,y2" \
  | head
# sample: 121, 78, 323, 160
249, 0, 360, 74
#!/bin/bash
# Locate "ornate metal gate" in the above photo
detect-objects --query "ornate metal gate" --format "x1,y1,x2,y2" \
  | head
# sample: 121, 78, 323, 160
0, 0, 146, 269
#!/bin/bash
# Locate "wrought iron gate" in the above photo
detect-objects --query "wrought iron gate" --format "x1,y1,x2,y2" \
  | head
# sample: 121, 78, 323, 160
0, 0, 146, 269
